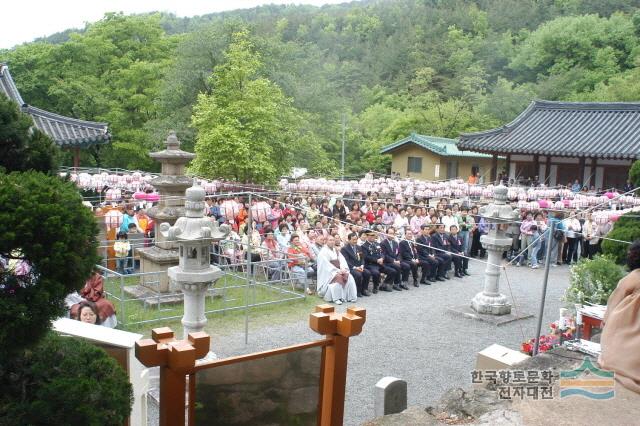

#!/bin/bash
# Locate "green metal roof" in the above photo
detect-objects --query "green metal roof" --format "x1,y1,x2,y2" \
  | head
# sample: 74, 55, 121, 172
381, 133, 494, 158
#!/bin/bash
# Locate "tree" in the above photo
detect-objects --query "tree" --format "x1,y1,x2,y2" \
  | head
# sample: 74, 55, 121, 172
509, 14, 637, 94
629, 160, 640, 190
0, 172, 99, 359
0, 95, 59, 173
191, 30, 301, 183
602, 214, 640, 264
0, 333, 132, 425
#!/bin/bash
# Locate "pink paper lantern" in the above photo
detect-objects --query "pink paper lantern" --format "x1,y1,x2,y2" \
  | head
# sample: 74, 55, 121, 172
104, 209, 123, 230
145, 192, 160, 202
133, 191, 146, 200
538, 200, 550, 209
250, 201, 271, 223
221, 200, 241, 221
605, 192, 615, 199
610, 214, 620, 222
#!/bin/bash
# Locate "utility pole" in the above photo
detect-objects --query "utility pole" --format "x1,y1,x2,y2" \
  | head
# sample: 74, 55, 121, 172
341, 112, 346, 180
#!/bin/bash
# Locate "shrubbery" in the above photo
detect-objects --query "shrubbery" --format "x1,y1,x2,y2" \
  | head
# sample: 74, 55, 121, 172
0, 333, 133, 425
564, 255, 624, 306
601, 213, 640, 264
629, 160, 640, 189
0, 171, 99, 359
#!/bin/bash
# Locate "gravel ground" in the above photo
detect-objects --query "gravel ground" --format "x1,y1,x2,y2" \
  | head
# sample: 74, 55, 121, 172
196, 260, 572, 426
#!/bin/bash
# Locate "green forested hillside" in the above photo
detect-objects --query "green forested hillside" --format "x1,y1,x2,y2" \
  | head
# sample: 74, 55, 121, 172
2, 0, 640, 180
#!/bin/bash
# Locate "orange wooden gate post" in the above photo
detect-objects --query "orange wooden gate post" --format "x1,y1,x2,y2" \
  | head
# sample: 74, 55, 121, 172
135, 327, 210, 426
309, 305, 366, 426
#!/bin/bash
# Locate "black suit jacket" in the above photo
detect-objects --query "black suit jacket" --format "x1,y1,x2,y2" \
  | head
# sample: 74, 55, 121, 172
415, 235, 433, 261
380, 239, 400, 264
341, 244, 364, 270
362, 241, 382, 265
399, 240, 418, 262
430, 232, 448, 253
448, 234, 464, 254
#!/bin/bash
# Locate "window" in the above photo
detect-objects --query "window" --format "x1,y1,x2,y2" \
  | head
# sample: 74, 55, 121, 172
446, 160, 459, 179
407, 157, 422, 173
434, 164, 440, 178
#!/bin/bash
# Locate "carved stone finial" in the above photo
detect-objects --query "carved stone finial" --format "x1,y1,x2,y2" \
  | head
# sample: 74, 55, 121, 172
165, 131, 180, 150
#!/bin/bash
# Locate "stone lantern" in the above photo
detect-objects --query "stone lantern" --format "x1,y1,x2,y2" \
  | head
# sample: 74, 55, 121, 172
470, 184, 520, 315
138, 131, 195, 293
159, 182, 230, 337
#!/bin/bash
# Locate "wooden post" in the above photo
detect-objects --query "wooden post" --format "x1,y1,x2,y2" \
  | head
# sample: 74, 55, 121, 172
589, 157, 597, 188
135, 328, 210, 426
533, 154, 539, 180
309, 305, 366, 426
490, 154, 498, 183
545, 156, 551, 185
73, 147, 81, 169
578, 157, 586, 186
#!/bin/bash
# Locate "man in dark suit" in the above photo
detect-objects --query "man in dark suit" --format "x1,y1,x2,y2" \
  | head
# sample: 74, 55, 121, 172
399, 229, 426, 287
380, 227, 410, 290
362, 230, 396, 292
447, 224, 469, 278
415, 224, 445, 282
341, 232, 372, 297
430, 224, 452, 279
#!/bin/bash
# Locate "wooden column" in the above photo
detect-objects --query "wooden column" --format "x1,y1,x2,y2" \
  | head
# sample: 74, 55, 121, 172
505, 154, 511, 181
578, 157, 586, 186
533, 154, 540, 179
545, 156, 551, 185
490, 154, 498, 183
310, 305, 366, 426
73, 147, 81, 169
136, 328, 210, 426
588, 157, 597, 188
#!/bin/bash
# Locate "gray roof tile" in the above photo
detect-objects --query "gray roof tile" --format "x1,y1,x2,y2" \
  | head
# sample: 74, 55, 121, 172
457, 100, 640, 160
0, 63, 110, 148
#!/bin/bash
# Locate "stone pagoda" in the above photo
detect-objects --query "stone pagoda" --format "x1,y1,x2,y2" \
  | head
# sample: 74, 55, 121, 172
160, 182, 230, 337
470, 184, 520, 315
138, 131, 195, 293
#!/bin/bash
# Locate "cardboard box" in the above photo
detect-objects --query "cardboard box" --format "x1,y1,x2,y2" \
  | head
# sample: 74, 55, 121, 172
476, 343, 530, 371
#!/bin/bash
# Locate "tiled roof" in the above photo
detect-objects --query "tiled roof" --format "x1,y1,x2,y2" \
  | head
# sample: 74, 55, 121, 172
381, 133, 494, 158
458, 100, 640, 160
0, 64, 110, 148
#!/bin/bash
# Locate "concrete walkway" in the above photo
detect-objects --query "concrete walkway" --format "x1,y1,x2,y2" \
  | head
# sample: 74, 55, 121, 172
208, 261, 572, 425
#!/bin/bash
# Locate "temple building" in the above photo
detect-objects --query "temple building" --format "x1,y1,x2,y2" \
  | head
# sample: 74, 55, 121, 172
457, 100, 640, 189
381, 133, 500, 181
0, 64, 110, 167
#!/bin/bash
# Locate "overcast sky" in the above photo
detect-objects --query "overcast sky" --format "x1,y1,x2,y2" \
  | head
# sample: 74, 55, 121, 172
1, 0, 351, 49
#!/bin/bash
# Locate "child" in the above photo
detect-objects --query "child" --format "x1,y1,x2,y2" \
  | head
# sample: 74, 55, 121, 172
113, 231, 131, 274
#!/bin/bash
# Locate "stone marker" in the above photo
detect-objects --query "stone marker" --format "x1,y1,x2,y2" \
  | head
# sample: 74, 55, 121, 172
375, 376, 407, 417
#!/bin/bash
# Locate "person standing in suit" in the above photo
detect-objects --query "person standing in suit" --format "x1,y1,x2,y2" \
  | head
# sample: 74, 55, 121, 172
380, 227, 410, 290
341, 232, 372, 297
362, 230, 396, 293
447, 225, 469, 278
429, 224, 452, 280
415, 225, 443, 282
399, 229, 424, 287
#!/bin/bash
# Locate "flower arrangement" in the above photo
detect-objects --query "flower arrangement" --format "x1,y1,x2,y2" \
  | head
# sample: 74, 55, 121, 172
521, 319, 575, 355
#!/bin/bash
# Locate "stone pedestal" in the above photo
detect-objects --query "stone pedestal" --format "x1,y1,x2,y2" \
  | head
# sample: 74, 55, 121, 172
138, 246, 180, 293
470, 236, 513, 315
174, 280, 219, 337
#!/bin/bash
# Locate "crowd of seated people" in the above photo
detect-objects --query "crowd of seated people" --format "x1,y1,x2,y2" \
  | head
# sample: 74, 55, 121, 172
205, 194, 490, 304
